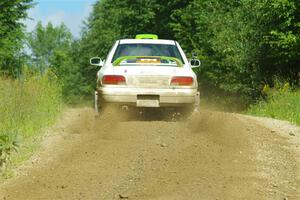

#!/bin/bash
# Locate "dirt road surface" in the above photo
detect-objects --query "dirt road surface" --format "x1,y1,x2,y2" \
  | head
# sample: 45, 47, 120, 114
0, 107, 299, 200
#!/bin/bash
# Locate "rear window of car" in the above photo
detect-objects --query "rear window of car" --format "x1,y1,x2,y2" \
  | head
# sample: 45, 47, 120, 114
112, 43, 184, 63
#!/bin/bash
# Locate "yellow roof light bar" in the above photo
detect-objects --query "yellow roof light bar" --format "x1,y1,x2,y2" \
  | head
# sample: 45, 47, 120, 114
135, 34, 158, 39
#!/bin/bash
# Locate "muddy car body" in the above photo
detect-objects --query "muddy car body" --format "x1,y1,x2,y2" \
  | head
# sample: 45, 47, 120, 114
90, 34, 201, 113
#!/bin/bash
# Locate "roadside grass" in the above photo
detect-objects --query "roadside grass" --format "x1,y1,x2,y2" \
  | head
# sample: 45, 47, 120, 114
0, 70, 63, 178
247, 88, 300, 126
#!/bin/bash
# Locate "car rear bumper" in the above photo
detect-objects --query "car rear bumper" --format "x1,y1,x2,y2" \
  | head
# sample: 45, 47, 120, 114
97, 87, 199, 107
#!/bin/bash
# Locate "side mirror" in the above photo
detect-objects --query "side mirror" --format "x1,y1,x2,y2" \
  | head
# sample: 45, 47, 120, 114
90, 57, 104, 67
190, 59, 201, 68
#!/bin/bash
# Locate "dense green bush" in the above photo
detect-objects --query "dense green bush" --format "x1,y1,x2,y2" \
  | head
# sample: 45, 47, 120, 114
0, 70, 62, 171
171, 0, 300, 102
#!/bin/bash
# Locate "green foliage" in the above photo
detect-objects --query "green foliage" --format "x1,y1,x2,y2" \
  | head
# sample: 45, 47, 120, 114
0, 70, 62, 172
1, 0, 299, 104
258, 0, 300, 84
26, 22, 85, 102
75, 0, 298, 103
171, 1, 249, 96
27, 22, 73, 73
0, 0, 33, 76
171, 0, 300, 101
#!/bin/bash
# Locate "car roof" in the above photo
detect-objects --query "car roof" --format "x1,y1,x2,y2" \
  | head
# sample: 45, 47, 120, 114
119, 39, 176, 45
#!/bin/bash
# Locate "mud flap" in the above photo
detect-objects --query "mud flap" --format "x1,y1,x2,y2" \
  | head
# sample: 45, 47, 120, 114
94, 91, 99, 115
194, 91, 200, 112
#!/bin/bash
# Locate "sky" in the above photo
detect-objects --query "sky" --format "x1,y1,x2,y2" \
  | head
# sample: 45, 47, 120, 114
25, 0, 97, 38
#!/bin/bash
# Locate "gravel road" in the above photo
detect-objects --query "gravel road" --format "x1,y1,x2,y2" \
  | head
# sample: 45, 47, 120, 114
0, 107, 299, 200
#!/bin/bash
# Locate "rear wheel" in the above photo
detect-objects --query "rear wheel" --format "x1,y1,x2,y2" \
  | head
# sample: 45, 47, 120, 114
174, 92, 200, 120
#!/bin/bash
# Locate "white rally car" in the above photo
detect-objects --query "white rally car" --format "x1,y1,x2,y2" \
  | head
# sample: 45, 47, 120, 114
90, 34, 201, 114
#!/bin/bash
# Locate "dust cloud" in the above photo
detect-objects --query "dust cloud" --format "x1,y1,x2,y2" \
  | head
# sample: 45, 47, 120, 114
0, 106, 299, 200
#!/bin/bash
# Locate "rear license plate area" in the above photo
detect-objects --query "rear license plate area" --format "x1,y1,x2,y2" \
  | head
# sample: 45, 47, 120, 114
137, 95, 160, 107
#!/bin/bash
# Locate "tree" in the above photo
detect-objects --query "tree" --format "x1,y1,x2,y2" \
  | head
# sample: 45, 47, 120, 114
27, 22, 73, 74
74, 0, 300, 103
171, 0, 300, 101
0, 0, 33, 76
256, 0, 300, 85
26, 22, 83, 102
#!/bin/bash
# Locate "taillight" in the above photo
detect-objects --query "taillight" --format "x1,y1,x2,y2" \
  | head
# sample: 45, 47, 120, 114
171, 76, 194, 86
102, 75, 126, 85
